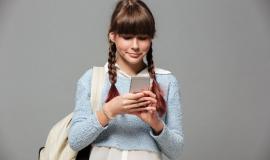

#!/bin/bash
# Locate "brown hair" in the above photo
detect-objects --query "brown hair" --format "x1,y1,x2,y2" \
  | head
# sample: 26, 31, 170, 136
106, 0, 167, 117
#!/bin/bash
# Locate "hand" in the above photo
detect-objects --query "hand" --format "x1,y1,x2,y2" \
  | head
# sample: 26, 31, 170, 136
103, 92, 153, 118
130, 91, 164, 134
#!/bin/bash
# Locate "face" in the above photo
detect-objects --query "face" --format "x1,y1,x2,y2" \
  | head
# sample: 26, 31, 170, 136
109, 32, 152, 65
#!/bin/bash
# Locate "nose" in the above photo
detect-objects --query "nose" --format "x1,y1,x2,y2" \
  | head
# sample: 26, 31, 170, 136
131, 38, 139, 51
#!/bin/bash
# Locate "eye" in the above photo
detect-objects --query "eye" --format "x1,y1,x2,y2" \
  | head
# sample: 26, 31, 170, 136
137, 35, 150, 40
122, 36, 133, 40
137, 36, 148, 40
120, 34, 134, 40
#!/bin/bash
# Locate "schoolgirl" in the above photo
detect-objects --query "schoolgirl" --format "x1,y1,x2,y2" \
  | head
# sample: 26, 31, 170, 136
68, 0, 184, 160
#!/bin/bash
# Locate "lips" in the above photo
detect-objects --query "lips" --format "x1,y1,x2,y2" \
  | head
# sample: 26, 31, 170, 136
129, 53, 141, 58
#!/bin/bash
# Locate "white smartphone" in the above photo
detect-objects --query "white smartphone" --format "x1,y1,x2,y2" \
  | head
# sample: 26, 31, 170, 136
129, 76, 151, 93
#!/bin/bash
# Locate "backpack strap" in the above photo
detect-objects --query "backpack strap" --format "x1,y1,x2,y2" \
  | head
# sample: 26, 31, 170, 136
90, 66, 105, 111
74, 67, 105, 160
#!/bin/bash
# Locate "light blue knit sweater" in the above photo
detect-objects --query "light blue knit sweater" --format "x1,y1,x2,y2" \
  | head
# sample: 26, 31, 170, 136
68, 63, 184, 160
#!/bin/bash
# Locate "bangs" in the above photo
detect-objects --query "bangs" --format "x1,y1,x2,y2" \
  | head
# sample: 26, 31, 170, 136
111, 5, 155, 38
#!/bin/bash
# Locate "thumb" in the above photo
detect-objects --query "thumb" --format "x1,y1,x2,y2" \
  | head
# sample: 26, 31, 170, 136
130, 111, 140, 116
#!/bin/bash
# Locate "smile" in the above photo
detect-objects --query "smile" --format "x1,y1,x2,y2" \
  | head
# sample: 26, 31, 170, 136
128, 53, 141, 58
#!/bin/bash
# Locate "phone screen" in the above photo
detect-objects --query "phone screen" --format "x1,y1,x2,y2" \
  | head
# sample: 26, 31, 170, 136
129, 76, 150, 93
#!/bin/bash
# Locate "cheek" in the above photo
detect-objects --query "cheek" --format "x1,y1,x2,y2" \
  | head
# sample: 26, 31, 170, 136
141, 42, 151, 51
116, 40, 130, 51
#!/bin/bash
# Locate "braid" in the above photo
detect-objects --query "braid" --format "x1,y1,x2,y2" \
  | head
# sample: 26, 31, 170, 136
146, 43, 156, 80
105, 41, 120, 102
108, 41, 117, 84
146, 43, 167, 117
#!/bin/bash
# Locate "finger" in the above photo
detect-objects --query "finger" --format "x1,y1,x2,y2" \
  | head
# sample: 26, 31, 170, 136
123, 92, 145, 100
125, 101, 151, 109
142, 90, 156, 98
137, 96, 157, 104
122, 98, 147, 106
146, 107, 156, 111
128, 106, 156, 114
127, 107, 148, 113
129, 111, 140, 116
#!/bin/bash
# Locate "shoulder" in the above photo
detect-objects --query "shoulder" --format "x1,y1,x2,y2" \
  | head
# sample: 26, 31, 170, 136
155, 67, 181, 87
77, 66, 106, 84
155, 67, 171, 75
76, 67, 94, 87
155, 67, 178, 81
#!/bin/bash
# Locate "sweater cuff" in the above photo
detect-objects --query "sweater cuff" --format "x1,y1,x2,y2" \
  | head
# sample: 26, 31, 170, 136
92, 111, 109, 130
149, 120, 167, 140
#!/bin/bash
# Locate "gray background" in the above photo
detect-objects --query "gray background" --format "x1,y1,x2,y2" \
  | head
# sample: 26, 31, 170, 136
0, 0, 269, 160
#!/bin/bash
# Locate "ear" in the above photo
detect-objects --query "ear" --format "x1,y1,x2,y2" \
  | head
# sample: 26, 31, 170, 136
109, 32, 116, 43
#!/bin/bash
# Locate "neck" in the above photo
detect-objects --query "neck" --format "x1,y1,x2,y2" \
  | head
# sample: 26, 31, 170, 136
116, 58, 147, 76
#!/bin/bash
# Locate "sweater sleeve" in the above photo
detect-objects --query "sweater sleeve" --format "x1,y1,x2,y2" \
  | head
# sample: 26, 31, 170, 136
68, 68, 108, 151
149, 74, 184, 160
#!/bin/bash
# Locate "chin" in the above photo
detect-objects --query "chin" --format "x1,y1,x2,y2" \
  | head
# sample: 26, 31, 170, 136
127, 59, 143, 65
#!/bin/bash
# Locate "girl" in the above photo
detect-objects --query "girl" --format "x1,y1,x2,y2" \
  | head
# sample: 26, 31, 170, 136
68, 0, 184, 160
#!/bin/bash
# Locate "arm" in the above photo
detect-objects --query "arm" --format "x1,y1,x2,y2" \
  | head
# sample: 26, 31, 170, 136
68, 69, 108, 151
149, 75, 184, 160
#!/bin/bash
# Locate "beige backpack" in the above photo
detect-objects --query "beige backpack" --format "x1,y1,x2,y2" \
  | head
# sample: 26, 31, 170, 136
39, 66, 105, 160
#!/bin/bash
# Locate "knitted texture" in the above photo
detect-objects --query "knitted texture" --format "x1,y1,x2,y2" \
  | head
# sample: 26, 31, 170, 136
68, 65, 184, 160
